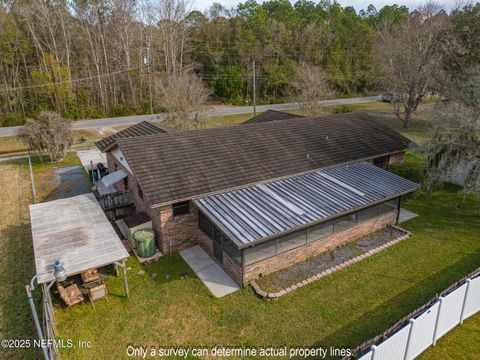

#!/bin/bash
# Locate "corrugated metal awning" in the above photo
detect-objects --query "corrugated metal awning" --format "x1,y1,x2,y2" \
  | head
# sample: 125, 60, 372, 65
194, 162, 419, 248
100, 169, 127, 188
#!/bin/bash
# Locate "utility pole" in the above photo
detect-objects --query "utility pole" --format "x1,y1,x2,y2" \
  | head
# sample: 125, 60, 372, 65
252, 60, 256, 116
145, 37, 153, 115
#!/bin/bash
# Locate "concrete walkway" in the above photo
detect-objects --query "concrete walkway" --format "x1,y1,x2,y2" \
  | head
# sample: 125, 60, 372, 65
180, 245, 240, 298
399, 208, 419, 223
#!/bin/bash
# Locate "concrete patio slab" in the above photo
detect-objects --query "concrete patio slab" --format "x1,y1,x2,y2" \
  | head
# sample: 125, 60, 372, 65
180, 245, 240, 298
399, 208, 419, 223
180, 246, 216, 273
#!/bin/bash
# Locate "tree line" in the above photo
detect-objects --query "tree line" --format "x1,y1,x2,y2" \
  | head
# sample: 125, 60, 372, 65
0, 0, 478, 126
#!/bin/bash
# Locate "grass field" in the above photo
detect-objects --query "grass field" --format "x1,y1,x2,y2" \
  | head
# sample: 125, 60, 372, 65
0, 160, 36, 360
48, 152, 480, 359
0, 129, 102, 156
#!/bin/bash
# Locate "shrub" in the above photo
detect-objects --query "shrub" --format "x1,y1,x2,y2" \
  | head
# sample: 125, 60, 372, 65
111, 104, 130, 117
331, 105, 353, 114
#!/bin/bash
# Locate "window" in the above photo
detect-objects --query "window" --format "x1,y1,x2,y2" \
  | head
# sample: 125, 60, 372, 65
223, 236, 242, 264
334, 213, 357, 232
277, 229, 307, 253
380, 198, 398, 215
172, 201, 189, 217
114, 163, 118, 171
358, 205, 380, 223
123, 176, 128, 190
213, 225, 223, 244
137, 183, 143, 199
198, 211, 213, 238
307, 221, 334, 242
244, 239, 276, 265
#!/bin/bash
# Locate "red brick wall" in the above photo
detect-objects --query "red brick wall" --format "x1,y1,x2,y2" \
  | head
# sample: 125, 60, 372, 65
243, 211, 397, 284
198, 230, 214, 257
197, 228, 243, 285
158, 203, 198, 253
223, 251, 243, 285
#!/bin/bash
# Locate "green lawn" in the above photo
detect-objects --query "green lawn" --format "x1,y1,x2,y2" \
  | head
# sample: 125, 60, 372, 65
419, 312, 480, 360
50, 153, 480, 359
0, 160, 37, 360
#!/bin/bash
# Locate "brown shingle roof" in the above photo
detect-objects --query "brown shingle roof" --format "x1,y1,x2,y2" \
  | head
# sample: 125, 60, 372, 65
95, 121, 173, 152
117, 113, 412, 207
243, 109, 304, 124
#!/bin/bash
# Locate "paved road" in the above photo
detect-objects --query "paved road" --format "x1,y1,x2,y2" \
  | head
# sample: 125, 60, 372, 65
0, 95, 381, 137
0, 154, 29, 162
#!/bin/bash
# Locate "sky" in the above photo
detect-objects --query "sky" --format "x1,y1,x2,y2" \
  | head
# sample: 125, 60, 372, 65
191, 0, 459, 13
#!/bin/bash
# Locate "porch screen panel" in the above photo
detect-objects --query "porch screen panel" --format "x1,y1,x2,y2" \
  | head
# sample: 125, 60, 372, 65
198, 211, 213, 238
307, 221, 334, 242
380, 198, 398, 215
334, 213, 358, 232
358, 205, 380, 223
244, 239, 276, 265
223, 236, 242, 264
277, 229, 307, 253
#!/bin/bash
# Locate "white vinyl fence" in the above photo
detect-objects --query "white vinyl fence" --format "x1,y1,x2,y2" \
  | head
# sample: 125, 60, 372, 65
349, 269, 480, 360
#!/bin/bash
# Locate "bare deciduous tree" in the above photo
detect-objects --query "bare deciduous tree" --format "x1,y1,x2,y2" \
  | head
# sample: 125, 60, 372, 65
18, 111, 73, 162
144, 0, 191, 75
377, 2, 446, 128
156, 71, 209, 129
295, 63, 332, 117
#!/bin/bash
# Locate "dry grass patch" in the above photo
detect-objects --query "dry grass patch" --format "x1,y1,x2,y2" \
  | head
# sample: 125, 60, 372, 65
0, 136, 28, 155
0, 160, 36, 360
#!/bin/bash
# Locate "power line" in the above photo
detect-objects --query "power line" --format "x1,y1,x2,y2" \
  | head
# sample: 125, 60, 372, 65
0, 65, 146, 93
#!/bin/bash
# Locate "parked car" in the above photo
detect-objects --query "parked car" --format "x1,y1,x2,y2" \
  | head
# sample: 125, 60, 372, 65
381, 92, 406, 103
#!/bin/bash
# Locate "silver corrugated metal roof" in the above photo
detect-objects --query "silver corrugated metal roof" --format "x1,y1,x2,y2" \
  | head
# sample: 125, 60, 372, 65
30, 193, 129, 284
194, 162, 419, 248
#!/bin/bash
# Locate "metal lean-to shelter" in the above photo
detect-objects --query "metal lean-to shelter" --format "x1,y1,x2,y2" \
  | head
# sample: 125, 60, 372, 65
29, 193, 130, 359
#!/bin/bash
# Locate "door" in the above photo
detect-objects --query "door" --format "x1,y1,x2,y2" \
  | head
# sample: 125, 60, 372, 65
213, 226, 223, 262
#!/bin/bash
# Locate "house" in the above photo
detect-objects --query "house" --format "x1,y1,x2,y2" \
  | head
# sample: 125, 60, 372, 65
96, 112, 417, 285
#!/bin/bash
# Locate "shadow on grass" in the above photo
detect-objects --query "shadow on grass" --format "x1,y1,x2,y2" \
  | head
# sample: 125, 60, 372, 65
305, 250, 480, 360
